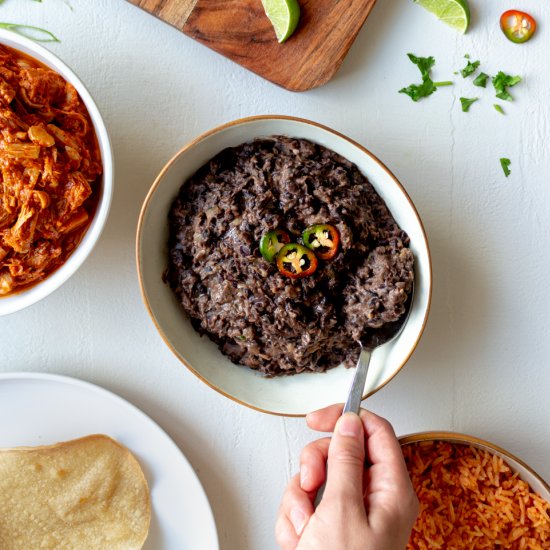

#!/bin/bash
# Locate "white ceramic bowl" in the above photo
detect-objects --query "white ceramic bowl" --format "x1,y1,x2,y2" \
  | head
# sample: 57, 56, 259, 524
0, 30, 113, 316
137, 116, 431, 416
400, 432, 550, 506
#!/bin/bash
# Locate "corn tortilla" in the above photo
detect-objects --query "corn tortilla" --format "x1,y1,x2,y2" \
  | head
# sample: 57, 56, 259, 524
0, 434, 150, 549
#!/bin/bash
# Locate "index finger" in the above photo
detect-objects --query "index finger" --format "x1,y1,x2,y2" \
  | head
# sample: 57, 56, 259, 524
306, 404, 344, 432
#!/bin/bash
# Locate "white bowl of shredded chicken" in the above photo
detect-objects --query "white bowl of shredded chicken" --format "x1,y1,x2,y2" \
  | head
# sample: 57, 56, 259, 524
0, 29, 113, 315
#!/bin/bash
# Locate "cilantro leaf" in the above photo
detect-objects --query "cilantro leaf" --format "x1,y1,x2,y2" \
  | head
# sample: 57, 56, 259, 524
406, 53, 436, 79
473, 72, 489, 88
500, 158, 511, 177
492, 72, 522, 101
461, 57, 480, 78
460, 97, 479, 112
399, 53, 452, 102
494, 104, 505, 115
399, 80, 437, 102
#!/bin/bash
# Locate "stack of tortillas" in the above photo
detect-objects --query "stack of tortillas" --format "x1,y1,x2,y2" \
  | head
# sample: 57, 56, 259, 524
0, 435, 151, 549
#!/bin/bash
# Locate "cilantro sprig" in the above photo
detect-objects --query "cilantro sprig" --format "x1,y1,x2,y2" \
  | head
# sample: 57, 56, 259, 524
461, 57, 480, 78
492, 72, 522, 101
398, 51, 521, 178
399, 54, 453, 102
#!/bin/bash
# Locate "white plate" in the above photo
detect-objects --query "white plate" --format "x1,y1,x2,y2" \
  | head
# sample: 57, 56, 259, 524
0, 372, 219, 550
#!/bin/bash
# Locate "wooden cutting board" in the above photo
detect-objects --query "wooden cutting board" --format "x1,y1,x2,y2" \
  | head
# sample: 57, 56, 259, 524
127, 0, 377, 92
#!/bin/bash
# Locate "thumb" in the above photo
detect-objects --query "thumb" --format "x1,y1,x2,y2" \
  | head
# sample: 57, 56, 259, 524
323, 412, 366, 507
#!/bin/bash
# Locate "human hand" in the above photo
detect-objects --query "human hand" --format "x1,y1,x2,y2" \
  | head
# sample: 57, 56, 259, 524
275, 404, 419, 550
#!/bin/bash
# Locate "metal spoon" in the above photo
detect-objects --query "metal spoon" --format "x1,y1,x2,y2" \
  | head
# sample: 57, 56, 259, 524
344, 283, 415, 414
314, 285, 414, 507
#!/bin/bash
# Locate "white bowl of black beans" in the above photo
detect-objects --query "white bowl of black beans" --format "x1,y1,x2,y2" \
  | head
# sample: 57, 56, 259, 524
136, 115, 431, 416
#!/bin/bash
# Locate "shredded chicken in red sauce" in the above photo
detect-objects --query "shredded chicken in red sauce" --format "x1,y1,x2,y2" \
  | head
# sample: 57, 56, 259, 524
0, 45, 102, 296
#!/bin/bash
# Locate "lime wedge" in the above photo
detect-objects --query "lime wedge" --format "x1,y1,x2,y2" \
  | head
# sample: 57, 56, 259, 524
413, 0, 471, 34
261, 0, 300, 43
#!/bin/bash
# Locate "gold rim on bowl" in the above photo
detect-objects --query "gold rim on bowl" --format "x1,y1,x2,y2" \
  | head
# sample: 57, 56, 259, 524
399, 431, 550, 496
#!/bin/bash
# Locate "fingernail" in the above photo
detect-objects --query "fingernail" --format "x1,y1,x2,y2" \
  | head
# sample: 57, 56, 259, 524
337, 413, 362, 437
300, 464, 310, 489
290, 507, 307, 535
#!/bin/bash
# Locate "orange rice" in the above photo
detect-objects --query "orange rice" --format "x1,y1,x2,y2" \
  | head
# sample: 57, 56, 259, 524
403, 441, 550, 549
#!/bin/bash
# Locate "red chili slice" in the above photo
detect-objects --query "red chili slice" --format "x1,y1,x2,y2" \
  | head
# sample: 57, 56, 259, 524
500, 10, 536, 44
276, 243, 318, 279
302, 224, 340, 261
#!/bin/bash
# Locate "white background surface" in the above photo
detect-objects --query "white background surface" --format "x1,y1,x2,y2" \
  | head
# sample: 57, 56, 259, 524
0, 1, 549, 549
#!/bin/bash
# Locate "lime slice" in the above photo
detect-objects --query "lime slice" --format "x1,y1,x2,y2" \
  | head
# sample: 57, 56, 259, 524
261, 0, 300, 43
413, 0, 471, 34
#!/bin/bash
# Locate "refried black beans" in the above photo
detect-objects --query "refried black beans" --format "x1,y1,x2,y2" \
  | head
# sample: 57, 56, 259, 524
165, 137, 414, 376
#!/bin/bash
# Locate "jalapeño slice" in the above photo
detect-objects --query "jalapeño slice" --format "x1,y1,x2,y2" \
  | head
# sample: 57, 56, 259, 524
500, 10, 536, 44
276, 243, 318, 279
260, 229, 290, 262
302, 224, 340, 261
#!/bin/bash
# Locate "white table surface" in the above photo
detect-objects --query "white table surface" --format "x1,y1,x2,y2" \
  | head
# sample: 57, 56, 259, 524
1, 1, 549, 549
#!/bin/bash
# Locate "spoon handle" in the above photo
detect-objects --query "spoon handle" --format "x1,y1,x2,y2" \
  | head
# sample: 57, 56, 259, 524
343, 348, 372, 415
314, 348, 372, 508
